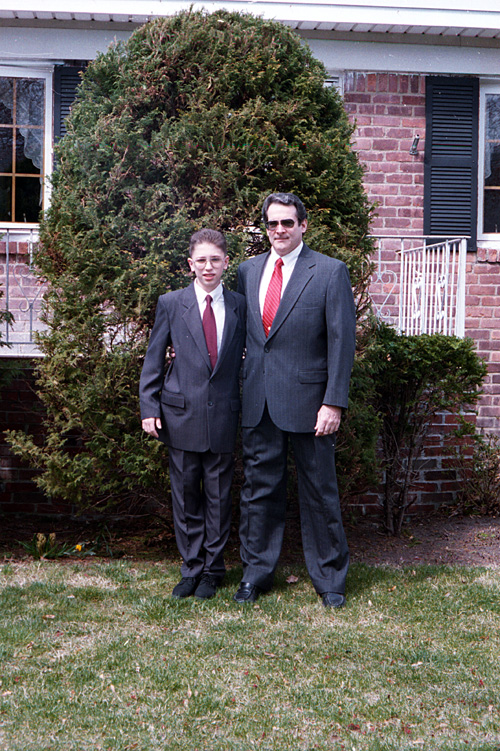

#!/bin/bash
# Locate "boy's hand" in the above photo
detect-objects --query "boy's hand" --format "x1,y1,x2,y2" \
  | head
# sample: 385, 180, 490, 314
142, 417, 162, 438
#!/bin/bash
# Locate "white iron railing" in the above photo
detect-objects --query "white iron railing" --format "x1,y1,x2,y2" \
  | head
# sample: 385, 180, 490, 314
0, 225, 45, 356
371, 235, 468, 338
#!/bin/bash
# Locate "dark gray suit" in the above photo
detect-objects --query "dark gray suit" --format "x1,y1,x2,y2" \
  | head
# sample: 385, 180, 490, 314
237, 243, 356, 594
140, 283, 246, 579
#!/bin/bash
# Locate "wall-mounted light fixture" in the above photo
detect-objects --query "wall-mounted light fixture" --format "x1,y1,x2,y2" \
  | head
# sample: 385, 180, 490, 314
409, 134, 420, 156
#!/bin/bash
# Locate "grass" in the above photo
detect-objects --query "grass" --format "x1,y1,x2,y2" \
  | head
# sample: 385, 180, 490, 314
0, 559, 499, 750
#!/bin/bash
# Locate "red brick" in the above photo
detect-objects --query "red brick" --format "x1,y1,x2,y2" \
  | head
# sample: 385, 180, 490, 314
468, 285, 497, 295
480, 296, 500, 307
356, 74, 367, 92
465, 296, 481, 306
345, 93, 372, 105
372, 94, 402, 105
374, 73, 387, 92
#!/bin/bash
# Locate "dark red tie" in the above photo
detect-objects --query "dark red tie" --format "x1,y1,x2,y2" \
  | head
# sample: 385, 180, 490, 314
202, 294, 217, 369
262, 258, 284, 337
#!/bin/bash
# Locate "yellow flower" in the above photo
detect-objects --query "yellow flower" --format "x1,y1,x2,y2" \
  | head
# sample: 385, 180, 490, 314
75, 544, 82, 552
36, 533, 46, 553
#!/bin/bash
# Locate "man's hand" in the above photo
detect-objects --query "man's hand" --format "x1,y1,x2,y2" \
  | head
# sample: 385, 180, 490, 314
142, 417, 162, 438
314, 405, 342, 437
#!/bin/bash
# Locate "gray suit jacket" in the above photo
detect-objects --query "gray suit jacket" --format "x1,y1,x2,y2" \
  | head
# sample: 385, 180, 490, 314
237, 243, 356, 432
139, 283, 246, 453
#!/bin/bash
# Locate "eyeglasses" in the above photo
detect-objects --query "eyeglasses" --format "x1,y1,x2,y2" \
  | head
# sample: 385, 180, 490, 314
265, 219, 297, 230
191, 257, 225, 268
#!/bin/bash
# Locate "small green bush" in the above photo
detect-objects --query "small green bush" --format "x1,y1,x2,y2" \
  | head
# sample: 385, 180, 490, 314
370, 325, 487, 535
451, 431, 500, 516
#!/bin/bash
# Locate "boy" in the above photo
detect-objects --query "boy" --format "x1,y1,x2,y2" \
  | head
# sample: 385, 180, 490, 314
140, 229, 245, 599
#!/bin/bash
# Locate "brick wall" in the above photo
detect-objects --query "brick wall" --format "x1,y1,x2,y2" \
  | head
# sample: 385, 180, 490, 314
0, 361, 73, 515
467, 249, 500, 434
344, 71, 426, 236
344, 70, 500, 434
343, 70, 499, 514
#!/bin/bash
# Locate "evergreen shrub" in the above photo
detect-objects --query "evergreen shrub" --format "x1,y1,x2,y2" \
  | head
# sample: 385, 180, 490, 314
369, 324, 487, 535
5, 11, 376, 512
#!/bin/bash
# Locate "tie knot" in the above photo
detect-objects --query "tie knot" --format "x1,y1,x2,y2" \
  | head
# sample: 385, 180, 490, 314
275, 258, 284, 268
205, 295, 213, 304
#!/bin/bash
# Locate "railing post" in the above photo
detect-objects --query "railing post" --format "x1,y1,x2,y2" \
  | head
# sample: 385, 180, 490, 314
398, 237, 404, 333
455, 238, 467, 338
4, 230, 10, 345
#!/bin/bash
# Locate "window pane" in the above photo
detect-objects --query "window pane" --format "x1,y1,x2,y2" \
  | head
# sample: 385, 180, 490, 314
484, 143, 500, 187
14, 176, 41, 222
0, 78, 13, 124
483, 190, 500, 234
0, 128, 13, 173
0, 76, 45, 223
483, 94, 500, 234
15, 128, 42, 174
485, 95, 500, 141
0, 175, 12, 221
16, 79, 44, 126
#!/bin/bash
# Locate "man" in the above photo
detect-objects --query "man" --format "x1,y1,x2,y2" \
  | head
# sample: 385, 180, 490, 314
140, 229, 245, 600
234, 193, 356, 608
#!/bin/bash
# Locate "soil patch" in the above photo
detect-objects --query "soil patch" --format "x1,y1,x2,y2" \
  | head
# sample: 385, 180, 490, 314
1, 510, 499, 568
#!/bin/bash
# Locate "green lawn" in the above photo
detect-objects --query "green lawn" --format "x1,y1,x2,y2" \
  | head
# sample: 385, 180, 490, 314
0, 559, 499, 750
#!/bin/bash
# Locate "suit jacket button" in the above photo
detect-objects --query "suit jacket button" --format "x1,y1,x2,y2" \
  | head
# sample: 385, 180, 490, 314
264, 347, 269, 353
208, 401, 214, 406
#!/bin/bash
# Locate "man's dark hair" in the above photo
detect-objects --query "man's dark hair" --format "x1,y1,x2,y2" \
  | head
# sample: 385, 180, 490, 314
189, 228, 227, 256
262, 193, 308, 225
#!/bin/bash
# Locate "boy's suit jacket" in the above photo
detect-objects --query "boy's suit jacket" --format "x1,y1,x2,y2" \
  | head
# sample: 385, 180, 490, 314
237, 243, 356, 433
139, 283, 246, 453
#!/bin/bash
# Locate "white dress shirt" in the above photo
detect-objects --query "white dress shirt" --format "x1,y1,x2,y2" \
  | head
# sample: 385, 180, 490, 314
259, 242, 303, 314
194, 280, 225, 353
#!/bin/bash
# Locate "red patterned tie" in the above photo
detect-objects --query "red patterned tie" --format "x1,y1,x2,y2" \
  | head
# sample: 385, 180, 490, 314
202, 294, 217, 369
262, 257, 284, 337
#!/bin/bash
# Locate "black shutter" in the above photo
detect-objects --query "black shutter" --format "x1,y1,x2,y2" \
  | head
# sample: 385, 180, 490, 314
424, 76, 479, 250
53, 65, 85, 142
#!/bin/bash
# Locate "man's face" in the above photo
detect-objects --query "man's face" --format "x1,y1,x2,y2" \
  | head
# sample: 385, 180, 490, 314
188, 242, 229, 293
265, 202, 307, 257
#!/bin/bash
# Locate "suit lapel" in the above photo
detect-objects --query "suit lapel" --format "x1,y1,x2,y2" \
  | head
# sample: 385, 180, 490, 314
214, 288, 238, 373
181, 283, 212, 370
267, 244, 316, 339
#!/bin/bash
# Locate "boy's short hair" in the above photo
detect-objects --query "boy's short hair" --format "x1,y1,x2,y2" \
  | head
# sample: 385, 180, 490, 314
189, 228, 227, 256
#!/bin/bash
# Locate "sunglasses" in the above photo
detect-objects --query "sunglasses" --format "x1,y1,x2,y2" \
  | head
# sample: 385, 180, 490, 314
265, 219, 297, 230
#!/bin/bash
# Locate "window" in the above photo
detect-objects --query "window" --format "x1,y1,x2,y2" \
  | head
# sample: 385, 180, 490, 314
0, 67, 53, 226
479, 83, 500, 241
324, 74, 343, 96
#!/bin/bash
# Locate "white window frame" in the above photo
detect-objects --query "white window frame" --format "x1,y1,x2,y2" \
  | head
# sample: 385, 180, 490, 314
0, 64, 54, 230
325, 72, 343, 96
478, 78, 500, 247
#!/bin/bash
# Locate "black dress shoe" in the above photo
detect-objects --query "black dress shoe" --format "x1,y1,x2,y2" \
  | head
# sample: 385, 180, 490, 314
233, 581, 262, 603
172, 576, 200, 598
194, 573, 220, 600
322, 592, 346, 608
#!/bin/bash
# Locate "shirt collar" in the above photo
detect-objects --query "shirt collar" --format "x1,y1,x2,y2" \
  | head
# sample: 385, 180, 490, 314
269, 241, 303, 266
194, 280, 224, 304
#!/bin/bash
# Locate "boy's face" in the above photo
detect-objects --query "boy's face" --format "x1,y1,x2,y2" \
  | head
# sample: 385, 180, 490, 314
188, 242, 229, 293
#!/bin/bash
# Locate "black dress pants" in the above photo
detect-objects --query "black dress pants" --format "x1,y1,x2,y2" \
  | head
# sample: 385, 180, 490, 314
239, 406, 349, 594
168, 447, 234, 580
